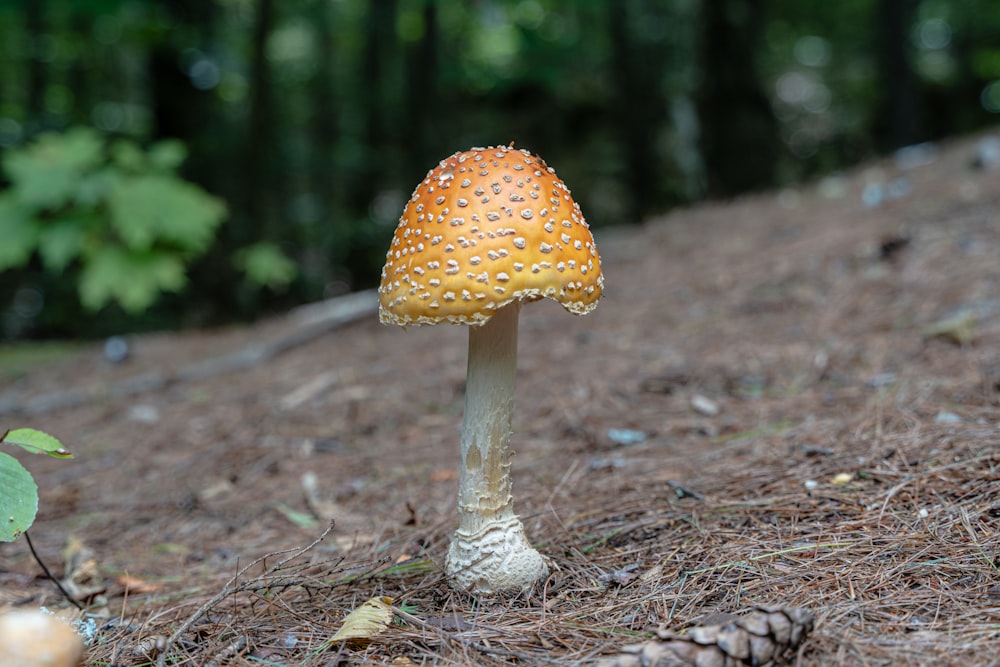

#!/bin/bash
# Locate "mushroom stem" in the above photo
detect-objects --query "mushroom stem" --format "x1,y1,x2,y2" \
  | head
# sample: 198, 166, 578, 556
445, 302, 549, 593
456, 302, 518, 532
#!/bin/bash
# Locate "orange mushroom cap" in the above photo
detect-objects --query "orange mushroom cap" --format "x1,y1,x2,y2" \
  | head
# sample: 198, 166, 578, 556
378, 145, 604, 326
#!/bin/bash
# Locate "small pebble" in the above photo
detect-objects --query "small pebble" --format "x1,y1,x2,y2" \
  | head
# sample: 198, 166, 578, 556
103, 335, 129, 363
885, 177, 912, 200
0, 609, 84, 667
127, 404, 160, 424
607, 428, 647, 446
818, 175, 849, 199
587, 456, 627, 471
690, 394, 720, 416
831, 472, 853, 485
804, 479, 819, 491
861, 182, 885, 208
894, 141, 938, 170
918, 508, 929, 518
866, 373, 897, 388
934, 411, 962, 424
973, 136, 1000, 170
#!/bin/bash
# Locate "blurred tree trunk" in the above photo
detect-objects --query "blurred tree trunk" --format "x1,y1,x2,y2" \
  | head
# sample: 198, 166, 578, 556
67, 10, 92, 127
148, 0, 244, 321
308, 0, 338, 224
244, 0, 278, 244
696, 0, 780, 195
304, 0, 341, 292
608, 0, 662, 224
149, 0, 220, 184
404, 0, 438, 179
24, 0, 46, 134
349, 0, 399, 212
874, 0, 918, 150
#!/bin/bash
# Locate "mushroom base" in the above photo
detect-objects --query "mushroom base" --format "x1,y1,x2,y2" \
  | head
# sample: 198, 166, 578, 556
445, 516, 550, 594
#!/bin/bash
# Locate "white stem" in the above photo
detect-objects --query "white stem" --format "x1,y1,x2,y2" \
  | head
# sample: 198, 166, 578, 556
445, 303, 549, 593
456, 303, 519, 532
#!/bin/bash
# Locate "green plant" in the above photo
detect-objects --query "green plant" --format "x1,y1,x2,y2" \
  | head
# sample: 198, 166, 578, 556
0, 127, 228, 314
0, 428, 73, 542
234, 241, 298, 291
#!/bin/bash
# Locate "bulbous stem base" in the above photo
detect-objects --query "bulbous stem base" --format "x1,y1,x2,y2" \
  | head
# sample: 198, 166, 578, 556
445, 516, 550, 594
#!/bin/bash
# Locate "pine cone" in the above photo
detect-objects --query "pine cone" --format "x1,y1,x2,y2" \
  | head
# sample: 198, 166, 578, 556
594, 605, 814, 667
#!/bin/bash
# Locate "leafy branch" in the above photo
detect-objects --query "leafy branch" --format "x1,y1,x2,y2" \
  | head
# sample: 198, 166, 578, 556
0, 428, 73, 542
0, 127, 228, 314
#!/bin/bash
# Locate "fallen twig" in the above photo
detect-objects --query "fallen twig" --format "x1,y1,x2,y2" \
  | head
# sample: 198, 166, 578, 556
1, 290, 378, 417
153, 521, 335, 667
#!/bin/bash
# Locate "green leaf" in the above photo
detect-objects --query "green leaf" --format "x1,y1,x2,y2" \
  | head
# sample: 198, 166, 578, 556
274, 502, 318, 529
2, 428, 73, 459
79, 246, 187, 313
111, 140, 146, 172
76, 167, 120, 208
0, 451, 38, 542
234, 242, 298, 290
2, 127, 103, 209
971, 48, 1000, 79
148, 140, 188, 172
37, 218, 87, 272
0, 196, 39, 271
108, 174, 226, 252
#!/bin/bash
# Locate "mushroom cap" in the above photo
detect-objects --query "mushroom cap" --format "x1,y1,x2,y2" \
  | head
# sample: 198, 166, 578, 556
0, 609, 85, 667
378, 145, 604, 326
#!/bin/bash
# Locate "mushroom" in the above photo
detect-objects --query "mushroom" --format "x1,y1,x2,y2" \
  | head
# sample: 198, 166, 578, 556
378, 145, 604, 593
0, 609, 85, 667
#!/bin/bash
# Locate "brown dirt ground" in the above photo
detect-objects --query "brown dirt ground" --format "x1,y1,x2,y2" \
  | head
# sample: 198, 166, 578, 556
2, 131, 1000, 666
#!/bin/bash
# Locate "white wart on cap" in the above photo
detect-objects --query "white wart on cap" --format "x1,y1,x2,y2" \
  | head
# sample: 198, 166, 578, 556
379, 145, 603, 326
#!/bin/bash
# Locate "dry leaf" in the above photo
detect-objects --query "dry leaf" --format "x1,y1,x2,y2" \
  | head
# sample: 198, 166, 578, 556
302, 471, 341, 520
132, 634, 167, 659
117, 574, 163, 595
330, 596, 395, 644
923, 310, 977, 346
430, 468, 458, 483
61, 535, 105, 601
599, 564, 641, 586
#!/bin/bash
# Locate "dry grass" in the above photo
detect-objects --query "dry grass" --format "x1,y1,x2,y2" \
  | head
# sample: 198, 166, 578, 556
87, 420, 1000, 666
5, 132, 1000, 666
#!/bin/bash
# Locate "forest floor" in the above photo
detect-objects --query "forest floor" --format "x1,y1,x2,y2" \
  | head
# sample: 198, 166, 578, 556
2, 131, 1000, 667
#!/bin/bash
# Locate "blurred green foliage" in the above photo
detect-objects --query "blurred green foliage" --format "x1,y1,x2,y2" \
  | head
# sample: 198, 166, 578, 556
0, 0, 999, 338
0, 127, 226, 314
234, 242, 298, 291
